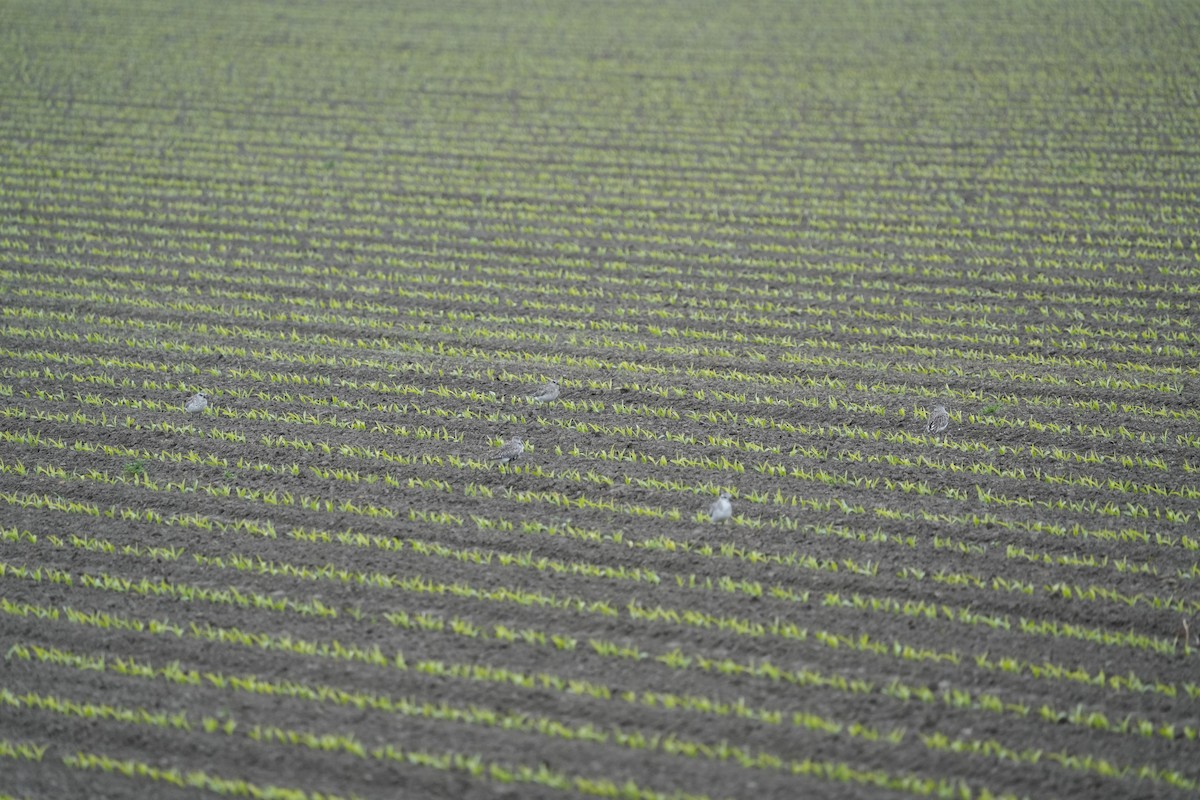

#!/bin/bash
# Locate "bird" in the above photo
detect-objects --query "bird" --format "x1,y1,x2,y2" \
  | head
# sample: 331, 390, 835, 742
185, 392, 209, 413
709, 491, 733, 523
926, 404, 950, 434
529, 380, 560, 403
493, 436, 525, 465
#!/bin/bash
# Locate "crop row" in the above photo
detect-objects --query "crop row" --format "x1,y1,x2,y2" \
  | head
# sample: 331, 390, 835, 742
4, 97, 1197, 240
2, 606, 1192, 797
6, 331, 1198, 445
4, 584, 1196, 753
8, 508, 1189, 662
5, 187, 1197, 310
2, 283, 1192, 401
6, 237, 1199, 354
5, 412, 1199, 584
3, 338, 1196, 490
7, 391, 1200, 560
7, 385, 1200, 555
4, 184, 1196, 289
8, 233, 1197, 338
6, 640, 1194, 795
3, 483, 1195, 704
1, 321, 1192, 442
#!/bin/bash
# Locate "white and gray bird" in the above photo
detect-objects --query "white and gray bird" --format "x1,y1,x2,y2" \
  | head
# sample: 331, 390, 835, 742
926, 404, 950, 434
185, 392, 209, 414
709, 491, 733, 523
493, 436, 525, 465
529, 380, 560, 403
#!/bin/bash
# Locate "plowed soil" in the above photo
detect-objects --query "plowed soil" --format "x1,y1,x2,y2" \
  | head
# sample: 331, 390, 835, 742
2, 2, 1199, 799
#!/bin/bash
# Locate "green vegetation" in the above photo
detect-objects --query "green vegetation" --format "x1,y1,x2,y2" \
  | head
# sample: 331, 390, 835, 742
1, 0, 1197, 798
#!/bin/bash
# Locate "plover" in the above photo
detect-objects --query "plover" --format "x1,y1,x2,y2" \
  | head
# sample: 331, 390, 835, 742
926, 404, 950, 434
185, 392, 209, 413
493, 436, 525, 465
529, 380, 560, 403
709, 491, 732, 523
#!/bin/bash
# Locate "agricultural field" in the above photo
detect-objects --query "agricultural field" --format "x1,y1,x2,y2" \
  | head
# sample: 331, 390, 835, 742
2, 1, 1199, 798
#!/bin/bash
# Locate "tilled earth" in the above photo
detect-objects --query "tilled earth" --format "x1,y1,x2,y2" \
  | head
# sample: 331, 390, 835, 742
1, 314, 1197, 799
2, 1, 1199, 798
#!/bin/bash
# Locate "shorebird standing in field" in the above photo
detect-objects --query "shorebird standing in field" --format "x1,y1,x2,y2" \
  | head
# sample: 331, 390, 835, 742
529, 379, 561, 403
709, 491, 733, 523
185, 392, 209, 413
926, 404, 950, 435
493, 436, 525, 465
